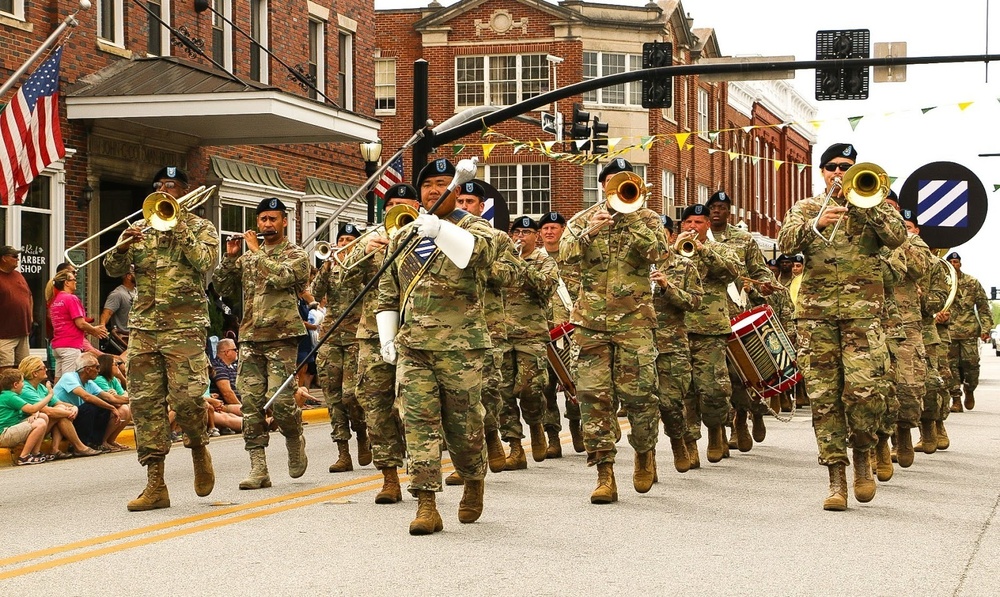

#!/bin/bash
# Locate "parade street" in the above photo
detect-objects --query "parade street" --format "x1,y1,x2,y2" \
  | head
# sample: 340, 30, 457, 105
0, 347, 998, 596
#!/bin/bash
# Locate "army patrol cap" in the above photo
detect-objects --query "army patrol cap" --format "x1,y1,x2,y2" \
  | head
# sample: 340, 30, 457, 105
680, 204, 707, 221
416, 158, 456, 190
458, 181, 486, 199
705, 191, 731, 208
337, 223, 360, 238
152, 166, 188, 187
510, 216, 539, 231
599, 158, 633, 183
819, 143, 858, 166
256, 197, 288, 214
946, 252, 961, 261
540, 211, 566, 226
383, 183, 419, 202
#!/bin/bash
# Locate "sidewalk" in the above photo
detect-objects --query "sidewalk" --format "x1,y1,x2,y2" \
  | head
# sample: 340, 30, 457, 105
1, 405, 331, 468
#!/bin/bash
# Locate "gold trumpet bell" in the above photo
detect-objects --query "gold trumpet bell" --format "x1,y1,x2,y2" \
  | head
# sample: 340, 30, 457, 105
842, 162, 889, 208
384, 203, 418, 238
604, 171, 647, 214
142, 192, 181, 231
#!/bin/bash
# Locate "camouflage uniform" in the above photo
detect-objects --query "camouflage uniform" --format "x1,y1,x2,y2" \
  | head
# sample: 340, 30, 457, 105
778, 194, 906, 465
948, 270, 994, 397
543, 248, 581, 432
888, 236, 930, 430
559, 208, 666, 466
877, 247, 905, 438
313, 255, 366, 446
376, 209, 495, 493
653, 250, 703, 439
499, 246, 557, 441
684, 239, 740, 439
921, 258, 950, 422
482, 230, 520, 438
214, 238, 310, 450
104, 211, 218, 466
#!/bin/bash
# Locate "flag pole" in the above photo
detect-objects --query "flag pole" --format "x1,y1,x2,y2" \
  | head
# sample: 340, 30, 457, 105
0, 1, 91, 99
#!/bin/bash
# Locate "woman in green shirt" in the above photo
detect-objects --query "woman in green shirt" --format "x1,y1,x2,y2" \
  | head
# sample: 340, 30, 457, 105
17, 356, 101, 459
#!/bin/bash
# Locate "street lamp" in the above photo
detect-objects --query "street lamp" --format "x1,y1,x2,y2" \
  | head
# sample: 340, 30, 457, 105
359, 139, 383, 225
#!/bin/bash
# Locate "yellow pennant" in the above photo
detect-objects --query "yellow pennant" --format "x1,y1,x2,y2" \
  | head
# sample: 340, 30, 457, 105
773, 160, 783, 170
482, 143, 496, 161
674, 132, 690, 148
958, 101, 974, 111
727, 151, 739, 161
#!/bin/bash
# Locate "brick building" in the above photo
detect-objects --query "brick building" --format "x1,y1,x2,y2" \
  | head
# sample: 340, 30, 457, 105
374, 0, 815, 238
1, 0, 381, 354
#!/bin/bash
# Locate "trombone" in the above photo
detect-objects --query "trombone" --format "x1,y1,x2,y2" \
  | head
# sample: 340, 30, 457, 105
66, 185, 217, 268
332, 203, 419, 270
568, 171, 648, 238
812, 162, 890, 243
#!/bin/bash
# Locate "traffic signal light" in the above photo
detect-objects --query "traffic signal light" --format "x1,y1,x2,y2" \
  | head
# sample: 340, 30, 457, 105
591, 117, 609, 155
569, 103, 591, 153
641, 41, 673, 108
815, 29, 870, 100
992, 286, 998, 300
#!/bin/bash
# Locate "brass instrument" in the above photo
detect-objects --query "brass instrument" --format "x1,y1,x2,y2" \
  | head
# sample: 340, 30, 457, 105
812, 162, 890, 243
66, 185, 217, 268
675, 231, 697, 258
568, 171, 647, 238
314, 241, 332, 262
934, 248, 959, 316
334, 204, 420, 270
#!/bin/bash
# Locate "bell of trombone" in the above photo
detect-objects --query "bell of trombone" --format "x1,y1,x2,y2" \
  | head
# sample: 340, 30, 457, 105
604, 171, 647, 215
142, 192, 180, 232
842, 162, 889, 208
384, 203, 419, 237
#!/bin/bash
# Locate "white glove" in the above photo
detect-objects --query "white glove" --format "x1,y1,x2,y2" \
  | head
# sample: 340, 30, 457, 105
415, 213, 442, 239
376, 310, 399, 365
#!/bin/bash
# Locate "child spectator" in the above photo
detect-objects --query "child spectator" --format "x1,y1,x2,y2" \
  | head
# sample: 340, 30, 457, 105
92, 354, 133, 451
18, 356, 101, 458
0, 368, 50, 464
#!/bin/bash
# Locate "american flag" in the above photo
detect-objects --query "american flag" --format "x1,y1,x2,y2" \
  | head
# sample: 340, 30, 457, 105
0, 46, 65, 205
373, 154, 404, 200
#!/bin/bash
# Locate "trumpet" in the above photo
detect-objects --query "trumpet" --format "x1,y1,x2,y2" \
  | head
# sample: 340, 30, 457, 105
66, 185, 216, 268
334, 203, 420, 270
674, 231, 698, 257
568, 171, 647, 239
314, 241, 332, 261
812, 162, 889, 243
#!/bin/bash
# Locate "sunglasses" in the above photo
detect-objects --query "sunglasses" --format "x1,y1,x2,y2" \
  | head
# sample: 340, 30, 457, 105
152, 181, 179, 190
822, 163, 852, 173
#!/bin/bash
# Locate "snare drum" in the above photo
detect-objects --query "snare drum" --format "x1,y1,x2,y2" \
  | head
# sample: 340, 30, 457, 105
546, 322, 577, 401
726, 304, 800, 399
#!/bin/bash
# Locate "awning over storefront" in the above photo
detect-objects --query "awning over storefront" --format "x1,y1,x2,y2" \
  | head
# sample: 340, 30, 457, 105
66, 57, 380, 146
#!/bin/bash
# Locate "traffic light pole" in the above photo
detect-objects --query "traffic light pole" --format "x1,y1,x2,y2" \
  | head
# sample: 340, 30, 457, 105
431, 52, 1000, 148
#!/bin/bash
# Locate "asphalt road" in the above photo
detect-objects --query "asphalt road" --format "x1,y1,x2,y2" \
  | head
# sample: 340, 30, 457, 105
1, 346, 999, 596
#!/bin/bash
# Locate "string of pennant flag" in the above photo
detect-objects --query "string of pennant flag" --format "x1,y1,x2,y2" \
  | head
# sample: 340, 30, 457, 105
441, 97, 1000, 192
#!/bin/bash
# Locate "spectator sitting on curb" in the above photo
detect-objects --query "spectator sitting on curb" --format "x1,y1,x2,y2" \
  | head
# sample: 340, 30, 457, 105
206, 366, 242, 436
18, 356, 101, 459
92, 354, 133, 451
53, 353, 125, 451
0, 368, 51, 465
209, 338, 242, 416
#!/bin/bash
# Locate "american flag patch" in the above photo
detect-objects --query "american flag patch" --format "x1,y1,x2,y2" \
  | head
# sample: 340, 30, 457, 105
917, 179, 968, 227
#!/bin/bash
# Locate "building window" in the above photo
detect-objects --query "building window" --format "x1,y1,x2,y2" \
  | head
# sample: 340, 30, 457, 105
582, 51, 643, 106
211, 0, 233, 69
0, 0, 24, 20
583, 164, 599, 208
662, 170, 676, 216
308, 19, 325, 101
698, 184, 709, 205
455, 55, 548, 108
98, 0, 125, 46
486, 164, 550, 217
375, 58, 396, 112
337, 30, 354, 110
681, 78, 689, 129
220, 203, 259, 257
146, 0, 171, 57
697, 88, 709, 138
249, 0, 269, 83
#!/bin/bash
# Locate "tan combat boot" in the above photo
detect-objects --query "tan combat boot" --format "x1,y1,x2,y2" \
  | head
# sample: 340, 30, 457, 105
545, 428, 562, 459
669, 437, 690, 473
409, 490, 443, 535
633, 450, 655, 493
529, 423, 547, 462
919, 420, 938, 454
706, 426, 725, 463
936, 420, 950, 450
964, 385, 975, 410
191, 445, 215, 497
485, 430, 506, 473
127, 460, 170, 511
768, 395, 781, 414
823, 463, 848, 511
686, 439, 701, 469
852, 449, 876, 503
874, 436, 893, 482
458, 478, 485, 523
721, 427, 731, 459
950, 396, 964, 413
375, 467, 403, 504
504, 440, 527, 470
590, 462, 618, 504
356, 428, 373, 467
328, 440, 353, 473
569, 419, 585, 453
896, 425, 915, 467
779, 393, 793, 412
751, 411, 767, 443
239, 448, 272, 490
444, 471, 464, 486
734, 410, 753, 452
286, 433, 308, 478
